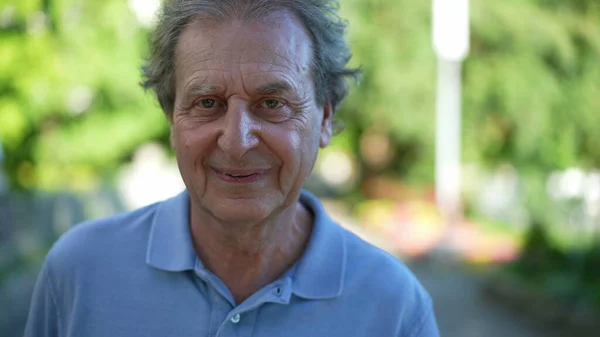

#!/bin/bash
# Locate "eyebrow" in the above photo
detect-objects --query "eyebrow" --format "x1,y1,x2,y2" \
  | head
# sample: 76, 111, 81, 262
186, 84, 222, 97
184, 81, 295, 97
255, 81, 294, 96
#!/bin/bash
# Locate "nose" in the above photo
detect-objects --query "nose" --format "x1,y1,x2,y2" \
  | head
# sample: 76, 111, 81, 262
217, 101, 260, 159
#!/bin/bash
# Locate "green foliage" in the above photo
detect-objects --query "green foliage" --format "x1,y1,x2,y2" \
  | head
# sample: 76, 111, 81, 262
581, 242, 600, 288
463, 0, 600, 171
0, 0, 167, 190
509, 219, 600, 311
339, 0, 436, 182
334, 0, 600, 187
1, 0, 599, 190
514, 220, 567, 279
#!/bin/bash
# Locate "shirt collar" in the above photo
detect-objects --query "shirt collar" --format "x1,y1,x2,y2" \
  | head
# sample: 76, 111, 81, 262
146, 190, 197, 272
146, 189, 347, 300
291, 190, 346, 299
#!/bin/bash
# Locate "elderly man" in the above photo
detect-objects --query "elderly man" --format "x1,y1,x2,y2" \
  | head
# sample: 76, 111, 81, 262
25, 0, 439, 336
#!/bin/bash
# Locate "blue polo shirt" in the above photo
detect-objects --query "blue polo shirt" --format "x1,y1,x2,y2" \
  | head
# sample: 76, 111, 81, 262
25, 190, 439, 337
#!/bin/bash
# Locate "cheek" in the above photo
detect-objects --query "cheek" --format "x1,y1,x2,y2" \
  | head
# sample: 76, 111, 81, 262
263, 124, 300, 153
262, 123, 319, 170
281, 114, 321, 152
172, 125, 215, 165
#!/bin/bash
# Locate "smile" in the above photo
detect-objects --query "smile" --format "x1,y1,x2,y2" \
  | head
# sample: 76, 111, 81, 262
210, 167, 268, 183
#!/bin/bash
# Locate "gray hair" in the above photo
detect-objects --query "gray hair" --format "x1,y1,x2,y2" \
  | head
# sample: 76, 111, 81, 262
140, 0, 360, 119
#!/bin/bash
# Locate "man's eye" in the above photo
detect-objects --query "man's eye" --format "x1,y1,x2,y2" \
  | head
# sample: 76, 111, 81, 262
261, 99, 283, 109
199, 99, 217, 108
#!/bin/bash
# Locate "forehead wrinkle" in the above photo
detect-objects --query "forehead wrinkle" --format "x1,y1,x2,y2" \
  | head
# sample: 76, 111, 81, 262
236, 43, 308, 77
272, 47, 309, 74
175, 14, 316, 103
176, 53, 221, 97
176, 37, 215, 70
179, 74, 226, 104
179, 66, 231, 90
177, 17, 311, 70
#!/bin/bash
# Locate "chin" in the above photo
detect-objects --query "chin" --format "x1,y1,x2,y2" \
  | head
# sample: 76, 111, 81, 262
206, 197, 275, 224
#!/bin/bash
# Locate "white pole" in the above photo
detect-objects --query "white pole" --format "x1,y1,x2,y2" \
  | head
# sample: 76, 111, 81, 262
435, 59, 462, 221
432, 0, 469, 225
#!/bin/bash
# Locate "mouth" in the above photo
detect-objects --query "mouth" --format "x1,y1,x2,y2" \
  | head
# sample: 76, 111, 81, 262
228, 173, 253, 178
210, 167, 267, 183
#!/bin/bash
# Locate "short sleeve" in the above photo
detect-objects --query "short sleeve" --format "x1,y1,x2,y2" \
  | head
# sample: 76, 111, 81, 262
405, 291, 440, 337
408, 307, 439, 337
23, 260, 61, 337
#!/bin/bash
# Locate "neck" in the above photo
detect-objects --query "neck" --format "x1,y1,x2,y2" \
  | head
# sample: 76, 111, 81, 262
189, 200, 313, 304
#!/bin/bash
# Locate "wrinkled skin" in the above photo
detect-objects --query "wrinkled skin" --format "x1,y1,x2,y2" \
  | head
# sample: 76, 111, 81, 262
172, 11, 332, 227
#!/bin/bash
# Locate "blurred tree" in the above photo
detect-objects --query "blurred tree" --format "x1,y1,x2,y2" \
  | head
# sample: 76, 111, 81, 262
338, 0, 600, 186
339, 0, 436, 186
0, 0, 167, 190
464, 0, 600, 172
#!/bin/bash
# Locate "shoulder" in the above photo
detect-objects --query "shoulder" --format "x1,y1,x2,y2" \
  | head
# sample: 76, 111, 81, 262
341, 228, 434, 332
44, 201, 159, 275
342, 227, 426, 292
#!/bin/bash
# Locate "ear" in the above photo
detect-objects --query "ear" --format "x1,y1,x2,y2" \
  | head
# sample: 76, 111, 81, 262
319, 100, 334, 148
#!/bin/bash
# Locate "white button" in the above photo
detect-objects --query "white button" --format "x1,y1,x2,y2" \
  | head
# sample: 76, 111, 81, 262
230, 314, 241, 324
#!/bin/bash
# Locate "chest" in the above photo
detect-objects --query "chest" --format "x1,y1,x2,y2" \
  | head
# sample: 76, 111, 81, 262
64, 301, 383, 337
60, 271, 399, 337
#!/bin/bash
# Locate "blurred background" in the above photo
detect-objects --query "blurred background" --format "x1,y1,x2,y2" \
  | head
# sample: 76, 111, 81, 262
1, 0, 599, 336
